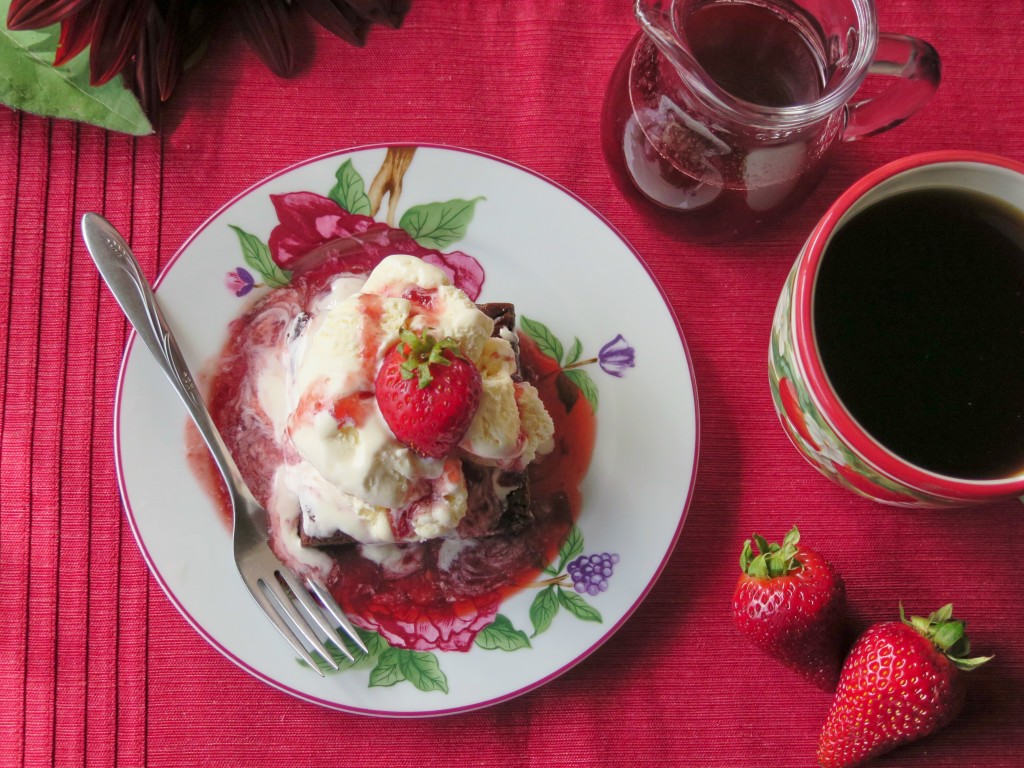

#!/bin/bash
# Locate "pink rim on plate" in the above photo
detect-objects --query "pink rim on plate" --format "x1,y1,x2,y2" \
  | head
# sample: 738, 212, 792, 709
793, 150, 1024, 501
113, 143, 700, 716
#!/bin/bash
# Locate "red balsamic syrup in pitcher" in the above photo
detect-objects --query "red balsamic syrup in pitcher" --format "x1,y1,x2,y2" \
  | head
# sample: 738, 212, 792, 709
601, 1, 832, 241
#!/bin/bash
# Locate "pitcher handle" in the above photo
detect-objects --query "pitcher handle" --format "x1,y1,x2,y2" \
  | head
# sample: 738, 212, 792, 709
843, 33, 941, 141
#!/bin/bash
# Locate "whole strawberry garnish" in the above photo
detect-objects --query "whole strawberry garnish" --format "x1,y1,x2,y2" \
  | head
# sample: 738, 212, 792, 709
375, 328, 482, 459
732, 526, 847, 691
818, 604, 991, 768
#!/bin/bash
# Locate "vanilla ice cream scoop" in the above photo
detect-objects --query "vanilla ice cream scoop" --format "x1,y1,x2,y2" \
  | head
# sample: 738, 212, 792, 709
271, 253, 554, 546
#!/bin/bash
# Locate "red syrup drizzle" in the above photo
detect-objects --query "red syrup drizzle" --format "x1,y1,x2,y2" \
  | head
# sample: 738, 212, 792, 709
187, 260, 596, 653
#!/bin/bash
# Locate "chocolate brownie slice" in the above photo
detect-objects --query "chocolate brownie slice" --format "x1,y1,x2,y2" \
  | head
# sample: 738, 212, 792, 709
298, 302, 534, 548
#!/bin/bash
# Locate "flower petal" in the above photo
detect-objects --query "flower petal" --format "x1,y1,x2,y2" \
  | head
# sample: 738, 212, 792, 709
422, 250, 484, 301
89, 0, 154, 86
598, 334, 636, 377
341, 0, 389, 23
154, 0, 189, 102
294, 0, 368, 46
235, 0, 296, 78
53, 8, 95, 67
128, 6, 162, 122
270, 192, 347, 242
381, 0, 411, 28
7, 0, 89, 30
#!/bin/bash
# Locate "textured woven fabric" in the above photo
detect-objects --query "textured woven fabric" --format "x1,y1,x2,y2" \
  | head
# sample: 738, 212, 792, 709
2, 1, 1023, 766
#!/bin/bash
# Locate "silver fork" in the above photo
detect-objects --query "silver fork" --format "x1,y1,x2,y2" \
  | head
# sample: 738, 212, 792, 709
81, 212, 367, 674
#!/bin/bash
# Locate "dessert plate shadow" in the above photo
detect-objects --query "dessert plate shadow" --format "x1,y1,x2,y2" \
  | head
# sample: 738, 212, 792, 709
115, 144, 699, 716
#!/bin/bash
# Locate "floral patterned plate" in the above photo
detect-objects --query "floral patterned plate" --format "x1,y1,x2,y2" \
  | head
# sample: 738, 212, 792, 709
115, 145, 698, 716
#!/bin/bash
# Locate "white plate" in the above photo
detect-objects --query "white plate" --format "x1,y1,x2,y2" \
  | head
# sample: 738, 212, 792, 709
116, 145, 699, 716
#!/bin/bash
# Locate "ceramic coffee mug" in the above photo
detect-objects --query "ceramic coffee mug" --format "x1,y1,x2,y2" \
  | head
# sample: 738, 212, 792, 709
769, 151, 1024, 507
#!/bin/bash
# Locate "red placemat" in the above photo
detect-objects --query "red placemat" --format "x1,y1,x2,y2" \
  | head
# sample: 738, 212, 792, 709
2, 1, 1023, 766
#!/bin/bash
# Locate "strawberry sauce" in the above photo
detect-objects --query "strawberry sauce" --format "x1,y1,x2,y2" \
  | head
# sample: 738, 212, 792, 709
190, 259, 596, 652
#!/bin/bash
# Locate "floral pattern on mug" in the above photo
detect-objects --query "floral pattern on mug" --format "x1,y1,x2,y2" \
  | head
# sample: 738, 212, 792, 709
769, 264, 928, 506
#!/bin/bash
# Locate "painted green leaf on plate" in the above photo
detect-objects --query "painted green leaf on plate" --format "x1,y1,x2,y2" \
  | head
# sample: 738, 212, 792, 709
229, 225, 291, 287
329, 159, 372, 216
556, 525, 584, 572
557, 588, 602, 623
475, 614, 532, 652
399, 197, 483, 249
565, 368, 599, 412
565, 337, 583, 366
520, 316, 563, 365
368, 647, 405, 688
397, 650, 449, 693
529, 584, 559, 638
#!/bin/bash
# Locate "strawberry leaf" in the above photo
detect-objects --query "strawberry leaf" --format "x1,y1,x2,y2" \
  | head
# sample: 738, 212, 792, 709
741, 527, 802, 578
399, 196, 484, 249
900, 602, 993, 671
739, 539, 754, 572
329, 159, 372, 216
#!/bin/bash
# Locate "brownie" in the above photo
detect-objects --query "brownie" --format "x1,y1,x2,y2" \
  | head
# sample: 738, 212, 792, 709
298, 302, 534, 548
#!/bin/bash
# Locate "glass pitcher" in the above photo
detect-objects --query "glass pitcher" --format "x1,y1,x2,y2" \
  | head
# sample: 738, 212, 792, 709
601, 0, 940, 242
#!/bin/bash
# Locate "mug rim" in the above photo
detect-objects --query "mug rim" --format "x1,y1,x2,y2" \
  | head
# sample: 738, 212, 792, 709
793, 150, 1024, 499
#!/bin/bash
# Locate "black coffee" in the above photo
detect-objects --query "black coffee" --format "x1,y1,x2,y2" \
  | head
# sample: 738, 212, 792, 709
814, 187, 1024, 479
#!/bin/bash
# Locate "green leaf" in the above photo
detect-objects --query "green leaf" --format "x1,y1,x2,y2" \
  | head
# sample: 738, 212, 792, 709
397, 650, 449, 693
520, 316, 564, 365
556, 588, 603, 623
565, 337, 583, 366
299, 635, 375, 674
739, 539, 753, 572
358, 627, 389, 658
556, 525, 584, 573
399, 197, 484, 249
368, 647, 406, 688
529, 585, 559, 638
328, 159, 372, 216
564, 368, 599, 412
229, 225, 291, 288
475, 614, 532, 652
0, 10, 152, 135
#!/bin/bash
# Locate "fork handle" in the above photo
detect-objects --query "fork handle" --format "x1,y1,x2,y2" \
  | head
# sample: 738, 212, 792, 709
81, 213, 257, 517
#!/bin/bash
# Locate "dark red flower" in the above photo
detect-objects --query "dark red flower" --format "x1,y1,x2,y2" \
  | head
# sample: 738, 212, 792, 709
269, 191, 485, 300
5, 0, 412, 125
268, 192, 378, 269
355, 594, 500, 652
327, 538, 508, 652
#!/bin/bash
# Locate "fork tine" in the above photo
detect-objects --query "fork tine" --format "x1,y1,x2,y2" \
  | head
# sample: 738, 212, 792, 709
259, 571, 341, 672
305, 577, 369, 655
276, 568, 357, 663
237, 570, 329, 676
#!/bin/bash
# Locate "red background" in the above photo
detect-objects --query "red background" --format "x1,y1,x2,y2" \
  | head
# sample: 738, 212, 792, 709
2, 1, 1023, 766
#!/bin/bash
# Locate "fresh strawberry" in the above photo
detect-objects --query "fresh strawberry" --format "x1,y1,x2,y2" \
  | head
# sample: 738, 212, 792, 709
818, 604, 991, 768
375, 328, 482, 458
732, 526, 847, 691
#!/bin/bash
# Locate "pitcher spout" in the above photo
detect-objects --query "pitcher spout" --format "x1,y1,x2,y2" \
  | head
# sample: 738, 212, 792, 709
634, 0, 699, 80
